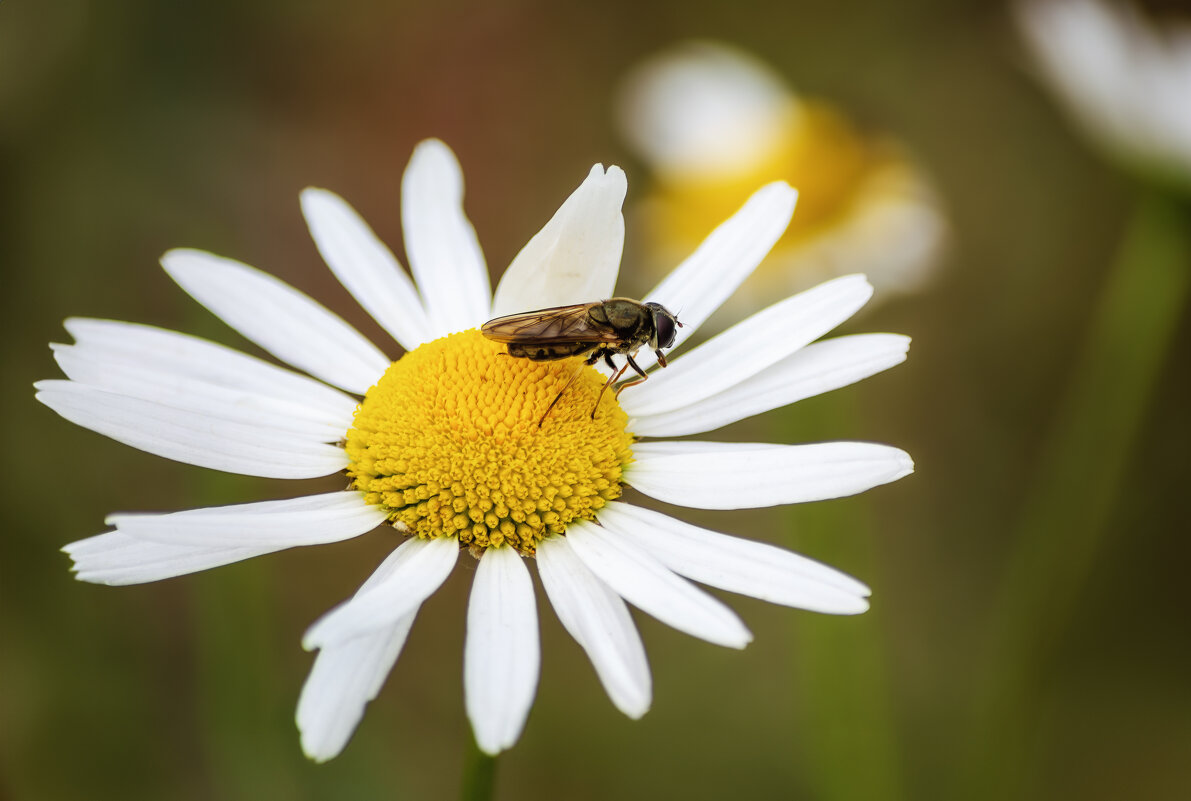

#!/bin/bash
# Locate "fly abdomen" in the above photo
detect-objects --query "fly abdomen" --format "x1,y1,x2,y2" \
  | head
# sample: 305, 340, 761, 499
507, 342, 593, 361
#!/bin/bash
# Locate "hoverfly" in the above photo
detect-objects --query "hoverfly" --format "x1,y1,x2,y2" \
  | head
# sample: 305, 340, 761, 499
481, 298, 682, 424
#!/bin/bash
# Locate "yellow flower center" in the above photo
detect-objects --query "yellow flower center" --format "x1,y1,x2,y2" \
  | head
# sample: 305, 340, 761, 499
346, 330, 634, 557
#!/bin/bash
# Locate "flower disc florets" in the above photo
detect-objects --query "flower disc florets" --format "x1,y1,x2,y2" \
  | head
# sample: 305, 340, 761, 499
346, 330, 634, 556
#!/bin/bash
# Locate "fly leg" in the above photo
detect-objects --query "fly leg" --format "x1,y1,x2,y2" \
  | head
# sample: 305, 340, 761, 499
591, 351, 628, 419
613, 352, 650, 400
539, 351, 601, 426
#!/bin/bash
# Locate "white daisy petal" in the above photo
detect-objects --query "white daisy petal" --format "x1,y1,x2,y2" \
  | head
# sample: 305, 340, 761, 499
628, 334, 910, 437
491, 165, 627, 316
627, 441, 914, 509
565, 519, 752, 649
464, 546, 540, 755
537, 536, 652, 719
107, 491, 386, 548
65, 493, 383, 586
61, 318, 358, 426
298, 611, 415, 763
64, 532, 274, 585
300, 187, 433, 350
400, 139, 492, 337
598, 502, 870, 614
298, 544, 426, 762
52, 346, 349, 441
628, 440, 780, 457
634, 181, 798, 370
35, 381, 348, 479
302, 537, 458, 648
161, 248, 391, 394
622, 274, 873, 417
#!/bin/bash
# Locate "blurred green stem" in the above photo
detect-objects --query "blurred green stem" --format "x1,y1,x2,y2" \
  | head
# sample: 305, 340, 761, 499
459, 738, 497, 801
780, 393, 904, 801
969, 187, 1190, 797
191, 473, 295, 801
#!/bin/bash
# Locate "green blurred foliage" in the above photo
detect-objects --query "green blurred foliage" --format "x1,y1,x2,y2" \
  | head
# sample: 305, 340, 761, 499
2, 0, 1189, 799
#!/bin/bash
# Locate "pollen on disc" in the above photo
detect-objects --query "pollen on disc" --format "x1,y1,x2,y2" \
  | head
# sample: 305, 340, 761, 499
345, 330, 635, 556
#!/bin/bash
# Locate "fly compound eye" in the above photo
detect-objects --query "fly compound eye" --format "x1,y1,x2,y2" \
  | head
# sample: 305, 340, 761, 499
652, 307, 677, 349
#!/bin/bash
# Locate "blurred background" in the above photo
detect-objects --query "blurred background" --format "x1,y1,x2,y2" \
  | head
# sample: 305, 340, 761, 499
3, 0, 1189, 799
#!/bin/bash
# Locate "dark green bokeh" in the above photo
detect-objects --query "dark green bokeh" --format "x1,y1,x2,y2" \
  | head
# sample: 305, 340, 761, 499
3, 1, 1189, 799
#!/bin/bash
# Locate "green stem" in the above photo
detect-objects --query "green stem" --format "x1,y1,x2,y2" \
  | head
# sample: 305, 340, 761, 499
458, 738, 497, 801
966, 187, 1191, 797
780, 392, 904, 801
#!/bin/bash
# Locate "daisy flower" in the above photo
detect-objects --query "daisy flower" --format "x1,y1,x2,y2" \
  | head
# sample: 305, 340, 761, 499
616, 41, 946, 317
37, 138, 914, 761
1016, 0, 1191, 189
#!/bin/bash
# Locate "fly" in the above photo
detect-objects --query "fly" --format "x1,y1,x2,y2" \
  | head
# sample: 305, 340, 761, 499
480, 298, 682, 424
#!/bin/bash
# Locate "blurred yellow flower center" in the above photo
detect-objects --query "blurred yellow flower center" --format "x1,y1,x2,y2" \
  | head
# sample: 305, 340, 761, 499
345, 330, 633, 557
654, 100, 904, 247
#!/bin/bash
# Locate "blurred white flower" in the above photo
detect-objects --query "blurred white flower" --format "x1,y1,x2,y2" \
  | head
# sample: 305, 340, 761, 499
616, 41, 946, 317
1016, 0, 1191, 187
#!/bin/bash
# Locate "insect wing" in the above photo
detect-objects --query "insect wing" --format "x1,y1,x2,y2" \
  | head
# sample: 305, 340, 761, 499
481, 303, 618, 345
